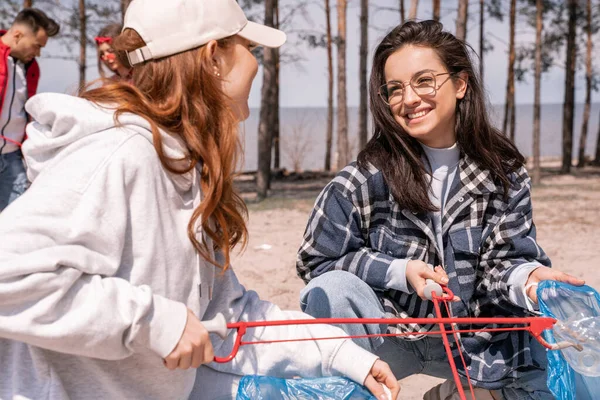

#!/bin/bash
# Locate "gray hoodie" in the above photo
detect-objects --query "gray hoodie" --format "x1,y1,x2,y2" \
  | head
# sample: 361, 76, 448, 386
0, 93, 378, 400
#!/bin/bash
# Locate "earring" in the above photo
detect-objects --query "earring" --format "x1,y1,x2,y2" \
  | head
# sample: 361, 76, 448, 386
214, 71, 221, 77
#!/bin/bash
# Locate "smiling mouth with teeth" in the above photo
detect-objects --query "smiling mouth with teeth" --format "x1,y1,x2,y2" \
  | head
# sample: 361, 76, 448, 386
407, 109, 431, 119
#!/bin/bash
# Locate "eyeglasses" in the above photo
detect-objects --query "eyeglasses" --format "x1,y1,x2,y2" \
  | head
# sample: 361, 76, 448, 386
379, 71, 456, 106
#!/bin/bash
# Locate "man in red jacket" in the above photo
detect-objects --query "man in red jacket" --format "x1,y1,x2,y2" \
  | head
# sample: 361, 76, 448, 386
0, 8, 59, 211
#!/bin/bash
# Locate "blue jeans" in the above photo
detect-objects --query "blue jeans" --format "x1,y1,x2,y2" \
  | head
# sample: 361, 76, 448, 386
299, 270, 553, 400
0, 150, 28, 212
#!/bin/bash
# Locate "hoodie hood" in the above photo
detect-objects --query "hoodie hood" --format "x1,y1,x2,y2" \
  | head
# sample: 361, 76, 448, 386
23, 93, 193, 191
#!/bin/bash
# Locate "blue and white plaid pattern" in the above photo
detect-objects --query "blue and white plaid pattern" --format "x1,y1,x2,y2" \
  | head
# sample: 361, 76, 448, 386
296, 156, 551, 388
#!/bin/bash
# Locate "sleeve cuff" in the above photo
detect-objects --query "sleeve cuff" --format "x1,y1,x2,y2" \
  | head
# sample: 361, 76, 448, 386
507, 263, 541, 311
142, 295, 189, 358
384, 259, 414, 293
329, 340, 379, 386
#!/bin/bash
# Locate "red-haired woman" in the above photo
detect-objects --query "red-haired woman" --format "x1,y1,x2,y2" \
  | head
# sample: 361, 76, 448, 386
0, 1, 399, 399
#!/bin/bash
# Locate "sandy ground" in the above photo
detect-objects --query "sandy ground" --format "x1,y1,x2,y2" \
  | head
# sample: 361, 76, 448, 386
231, 164, 600, 399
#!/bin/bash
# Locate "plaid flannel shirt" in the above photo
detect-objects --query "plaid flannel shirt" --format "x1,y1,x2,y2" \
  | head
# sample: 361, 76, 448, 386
296, 155, 551, 389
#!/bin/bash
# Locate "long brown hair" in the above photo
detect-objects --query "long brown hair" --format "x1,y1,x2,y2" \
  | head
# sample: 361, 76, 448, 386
358, 20, 525, 213
82, 29, 247, 269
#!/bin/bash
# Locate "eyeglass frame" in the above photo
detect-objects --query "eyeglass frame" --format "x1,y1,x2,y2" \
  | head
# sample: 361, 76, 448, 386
378, 71, 458, 106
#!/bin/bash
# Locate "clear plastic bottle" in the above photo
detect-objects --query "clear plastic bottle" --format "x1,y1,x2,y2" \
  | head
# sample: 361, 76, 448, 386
554, 313, 600, 377
538, 281, 600, 399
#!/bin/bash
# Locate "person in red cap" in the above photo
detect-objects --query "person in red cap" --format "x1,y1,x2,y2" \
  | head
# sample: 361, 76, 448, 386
0, 8, 59, 211
0, 1, 399, 399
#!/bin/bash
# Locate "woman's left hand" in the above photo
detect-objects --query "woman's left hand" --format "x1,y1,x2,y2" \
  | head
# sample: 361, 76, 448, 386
363, 359, 400, 400
525, 266, 585, 303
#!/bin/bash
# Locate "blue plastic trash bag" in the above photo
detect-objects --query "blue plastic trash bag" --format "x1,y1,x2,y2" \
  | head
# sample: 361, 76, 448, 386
537, 280, 600, 400
236, 375, 377, 399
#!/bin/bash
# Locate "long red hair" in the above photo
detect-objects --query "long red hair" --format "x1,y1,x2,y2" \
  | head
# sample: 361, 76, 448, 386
82, 29, 247, 269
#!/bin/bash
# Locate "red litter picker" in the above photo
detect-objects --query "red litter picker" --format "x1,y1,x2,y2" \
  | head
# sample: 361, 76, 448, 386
202, 280, 583, 400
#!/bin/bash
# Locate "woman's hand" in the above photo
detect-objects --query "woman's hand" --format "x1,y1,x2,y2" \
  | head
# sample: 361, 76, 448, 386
525, 266, 585, 303
363, 359, 400, 400
406, 261, 460, 302
163, 308, 214, 370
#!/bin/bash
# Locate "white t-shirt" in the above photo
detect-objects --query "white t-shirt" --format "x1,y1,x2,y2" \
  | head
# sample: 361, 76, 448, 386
0, 56, 28, 154
420, 142, 461, 266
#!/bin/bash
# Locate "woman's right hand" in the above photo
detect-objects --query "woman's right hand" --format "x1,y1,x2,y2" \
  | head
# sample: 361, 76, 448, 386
406, 261, 460, 301
163, 308, 214, 370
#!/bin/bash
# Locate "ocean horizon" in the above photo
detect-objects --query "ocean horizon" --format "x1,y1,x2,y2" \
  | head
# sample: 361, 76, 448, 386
240, 103, 600, 172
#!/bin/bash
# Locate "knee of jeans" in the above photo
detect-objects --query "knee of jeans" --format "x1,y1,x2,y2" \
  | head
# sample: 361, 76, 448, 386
300, 270, 377, 316
302, 270, 365, 297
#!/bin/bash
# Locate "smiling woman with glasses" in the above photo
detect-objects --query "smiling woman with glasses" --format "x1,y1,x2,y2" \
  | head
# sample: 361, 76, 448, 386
297, 20, 583, 400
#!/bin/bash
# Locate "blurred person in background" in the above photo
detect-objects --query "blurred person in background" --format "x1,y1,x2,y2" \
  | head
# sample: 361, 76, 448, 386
0, 8, 59, 211
95, 23, 132, 82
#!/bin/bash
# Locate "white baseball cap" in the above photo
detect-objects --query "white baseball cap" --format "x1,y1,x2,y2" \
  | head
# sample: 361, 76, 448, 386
124, 0, 287, 66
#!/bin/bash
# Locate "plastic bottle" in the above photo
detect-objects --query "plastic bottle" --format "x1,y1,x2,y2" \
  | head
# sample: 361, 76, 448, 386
554, 313, 600, 377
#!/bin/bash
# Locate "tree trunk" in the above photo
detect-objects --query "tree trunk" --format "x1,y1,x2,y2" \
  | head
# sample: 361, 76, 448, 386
257, 0, 277, 199
272, 72, 280, 172
324, 0, 334, 171
400, 0, 405, 23
273, 1, 281, 171
23, 0, 33, 7
561, 0, 577, 173
532, 0, 543, 185
502, 0, 516, 138
358, 0, 368, 152
595, 111, 600, 164
510, 95, 516, 142
408, 0, 418, 20
337, 0, 349, 169
432, 0, 440, 21
78, 0, 86, 95
577, 0, 592, 168
456, 0, 469, 41
120, 0, 131, 22
479, 0, 484, 80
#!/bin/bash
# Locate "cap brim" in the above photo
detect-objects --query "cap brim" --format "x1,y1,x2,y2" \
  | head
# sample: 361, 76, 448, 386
238, 21, 287, 48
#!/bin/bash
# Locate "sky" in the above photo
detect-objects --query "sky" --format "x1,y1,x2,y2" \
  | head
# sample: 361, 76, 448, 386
32, 0, 599, 108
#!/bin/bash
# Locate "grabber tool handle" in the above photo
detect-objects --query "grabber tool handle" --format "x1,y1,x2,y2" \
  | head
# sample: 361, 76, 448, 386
424, 279, 444, 300
202, 313, 228, 339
